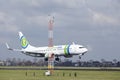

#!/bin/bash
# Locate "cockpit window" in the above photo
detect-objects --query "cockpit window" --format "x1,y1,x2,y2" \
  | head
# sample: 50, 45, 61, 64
79, 47, 84, 48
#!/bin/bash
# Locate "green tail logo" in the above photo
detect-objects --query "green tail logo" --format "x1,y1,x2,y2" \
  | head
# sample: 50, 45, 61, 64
20, 36, 29, 49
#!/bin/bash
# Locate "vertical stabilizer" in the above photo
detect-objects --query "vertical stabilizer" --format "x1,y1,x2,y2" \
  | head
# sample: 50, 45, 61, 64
19, 32, 30, 49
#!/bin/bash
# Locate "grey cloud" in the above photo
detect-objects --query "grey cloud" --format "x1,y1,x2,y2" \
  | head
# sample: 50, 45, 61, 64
0, 0, 120, 61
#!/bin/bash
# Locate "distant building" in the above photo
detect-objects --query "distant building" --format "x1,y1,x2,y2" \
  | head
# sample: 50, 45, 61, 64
0, 61, 5, 66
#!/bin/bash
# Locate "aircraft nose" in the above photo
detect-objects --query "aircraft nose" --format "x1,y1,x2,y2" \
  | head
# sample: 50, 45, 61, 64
83, 48, 88, 53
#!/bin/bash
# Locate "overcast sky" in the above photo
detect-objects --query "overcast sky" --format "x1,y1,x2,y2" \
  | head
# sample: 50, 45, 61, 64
0, 0, 120, 61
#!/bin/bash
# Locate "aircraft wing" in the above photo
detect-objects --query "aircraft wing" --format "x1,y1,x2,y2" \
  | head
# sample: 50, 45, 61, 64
23, 51, 45, 57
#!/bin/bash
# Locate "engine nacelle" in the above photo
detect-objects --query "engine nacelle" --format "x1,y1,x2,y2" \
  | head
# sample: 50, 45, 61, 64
44, 53, 54, 61
45, 53, 54, 58
44, 57, 60, 61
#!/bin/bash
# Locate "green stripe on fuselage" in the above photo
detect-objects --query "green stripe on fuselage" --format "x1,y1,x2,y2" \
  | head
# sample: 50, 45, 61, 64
64, 45, 68, 55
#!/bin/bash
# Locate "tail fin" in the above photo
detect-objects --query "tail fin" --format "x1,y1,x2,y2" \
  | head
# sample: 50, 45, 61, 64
19, 32, 30, 49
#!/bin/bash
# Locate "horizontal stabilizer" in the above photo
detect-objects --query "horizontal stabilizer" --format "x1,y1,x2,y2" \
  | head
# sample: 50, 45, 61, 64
5, 43, 21, 51
6, 43, 13, 50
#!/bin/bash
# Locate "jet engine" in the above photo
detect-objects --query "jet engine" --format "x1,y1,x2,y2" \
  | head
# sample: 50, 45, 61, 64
44, 53, 54, 61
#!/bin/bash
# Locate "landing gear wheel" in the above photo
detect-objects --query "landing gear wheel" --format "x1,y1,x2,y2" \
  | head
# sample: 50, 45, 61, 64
44, 58, 48, 61
82, 53, 85, 56
55, 57, 60, 61
79, 56, 81, 59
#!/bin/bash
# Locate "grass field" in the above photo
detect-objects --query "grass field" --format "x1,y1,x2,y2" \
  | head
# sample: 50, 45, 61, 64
0, 69, 120, 80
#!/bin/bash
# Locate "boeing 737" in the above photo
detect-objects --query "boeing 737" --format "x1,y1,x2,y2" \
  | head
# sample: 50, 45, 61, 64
6, 32, 88, 61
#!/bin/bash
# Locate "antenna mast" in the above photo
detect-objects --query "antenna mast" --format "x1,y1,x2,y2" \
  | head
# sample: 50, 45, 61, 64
48, 16, 54, 47
47, 15, 54, 75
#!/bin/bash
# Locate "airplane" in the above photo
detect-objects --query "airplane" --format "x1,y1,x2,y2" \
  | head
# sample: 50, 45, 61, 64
6, 32, 88, 61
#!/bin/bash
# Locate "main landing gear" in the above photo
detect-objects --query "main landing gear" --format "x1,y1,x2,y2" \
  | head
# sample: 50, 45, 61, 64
55, 57, 60, 61
79, 56, 81, 59
79, 53, 85, 59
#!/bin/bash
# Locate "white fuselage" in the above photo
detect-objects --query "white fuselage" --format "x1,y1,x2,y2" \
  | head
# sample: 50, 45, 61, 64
23, 44, 88, 58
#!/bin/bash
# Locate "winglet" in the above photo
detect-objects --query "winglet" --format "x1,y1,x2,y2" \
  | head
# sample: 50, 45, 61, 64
5, 43, 13, 50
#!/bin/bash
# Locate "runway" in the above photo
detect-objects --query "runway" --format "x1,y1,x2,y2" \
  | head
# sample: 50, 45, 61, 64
0, 66, 120, 71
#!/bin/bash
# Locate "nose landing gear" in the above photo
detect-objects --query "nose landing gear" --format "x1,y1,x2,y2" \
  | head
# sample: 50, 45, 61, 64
79, 56, 81, 59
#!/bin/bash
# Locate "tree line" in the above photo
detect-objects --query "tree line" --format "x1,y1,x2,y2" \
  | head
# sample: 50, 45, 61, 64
0, 58, 120, 67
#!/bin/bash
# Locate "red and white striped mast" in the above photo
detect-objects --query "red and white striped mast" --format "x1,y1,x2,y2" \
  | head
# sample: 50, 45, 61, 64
48, 16, 54, 47
48, 15, 54, 75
